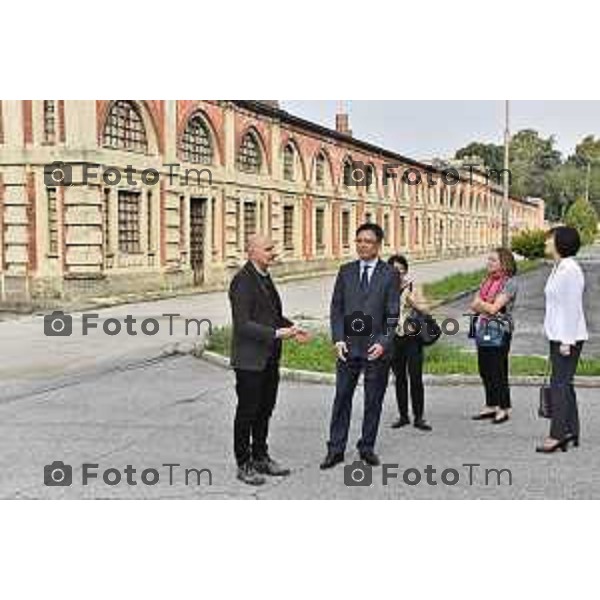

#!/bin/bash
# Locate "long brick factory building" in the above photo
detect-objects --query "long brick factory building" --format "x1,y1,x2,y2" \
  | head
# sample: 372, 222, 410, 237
0, 100, 544, 306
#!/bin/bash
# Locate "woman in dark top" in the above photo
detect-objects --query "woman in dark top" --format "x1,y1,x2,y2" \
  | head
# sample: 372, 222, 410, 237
470, 248, 518, 425
388, 254, 432, 431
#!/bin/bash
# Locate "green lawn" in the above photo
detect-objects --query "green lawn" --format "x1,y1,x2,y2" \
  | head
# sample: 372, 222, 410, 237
206, 327, 600, 376
423, 259, 542, 305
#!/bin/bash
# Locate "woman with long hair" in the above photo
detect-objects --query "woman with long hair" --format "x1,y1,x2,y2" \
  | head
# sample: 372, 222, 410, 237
470, 248, 518, 424
536, 226, 588, 453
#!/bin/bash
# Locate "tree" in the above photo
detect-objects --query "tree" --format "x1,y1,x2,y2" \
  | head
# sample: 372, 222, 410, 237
509, 129, 561, 199
572, 135, 600, 167
455, 142, 504, 173
543, 164, 586, 220
564, 198, 598, 245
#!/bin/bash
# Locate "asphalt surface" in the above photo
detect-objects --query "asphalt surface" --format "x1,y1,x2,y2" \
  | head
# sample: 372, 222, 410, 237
2, 355, 598, 500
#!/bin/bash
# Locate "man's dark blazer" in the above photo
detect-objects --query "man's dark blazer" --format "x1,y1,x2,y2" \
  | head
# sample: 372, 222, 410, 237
229, 261, 294, 371
330, 259, 400, 359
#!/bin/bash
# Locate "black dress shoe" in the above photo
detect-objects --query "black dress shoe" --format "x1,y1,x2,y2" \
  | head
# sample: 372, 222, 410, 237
236, 463, 266, 486
253, 457, 291, 477
391, 417, 411, 428
320, 452, 345, 470
359, 451, 380, 466
414, 419, 432, 431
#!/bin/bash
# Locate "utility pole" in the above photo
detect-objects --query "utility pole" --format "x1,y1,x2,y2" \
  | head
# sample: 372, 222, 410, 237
585, 160, 591, 202
502, 100, 510, 247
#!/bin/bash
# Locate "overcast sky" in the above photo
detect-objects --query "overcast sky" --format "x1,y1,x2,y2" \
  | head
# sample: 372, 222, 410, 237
280, 101, 600, 162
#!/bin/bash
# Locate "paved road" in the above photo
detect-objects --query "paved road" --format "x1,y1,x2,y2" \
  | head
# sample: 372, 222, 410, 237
438, 244, 600, 356
0, 252, 490, 389
2, 355, 598, 499
2, 249, 598, 500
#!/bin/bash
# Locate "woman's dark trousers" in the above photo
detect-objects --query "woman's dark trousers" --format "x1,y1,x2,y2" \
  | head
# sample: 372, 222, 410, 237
477, 335, 512, 410
549, 340, 584, 441
391, 335, 425, 421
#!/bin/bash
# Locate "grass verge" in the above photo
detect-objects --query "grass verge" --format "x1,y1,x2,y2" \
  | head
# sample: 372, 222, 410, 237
423, 259, 542, 305
206, 327, 600, 376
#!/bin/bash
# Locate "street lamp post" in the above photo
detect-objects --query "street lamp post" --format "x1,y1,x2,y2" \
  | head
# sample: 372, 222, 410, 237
501, 100, 510, 247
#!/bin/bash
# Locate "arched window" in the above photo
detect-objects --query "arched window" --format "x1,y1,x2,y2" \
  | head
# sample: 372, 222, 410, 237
343, 160, 353, 187
238, 132, 262, 174
382, 166, 393, 196
103, 100, 148, 152
283, 144, 295, 181
181, 114, 213, 164
43, 100, 56, 144
315, 153, 326, 187
366, 165, 376, 194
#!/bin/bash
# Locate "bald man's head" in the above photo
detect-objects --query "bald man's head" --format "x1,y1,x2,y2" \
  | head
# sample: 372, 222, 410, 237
246, 234, 277, 271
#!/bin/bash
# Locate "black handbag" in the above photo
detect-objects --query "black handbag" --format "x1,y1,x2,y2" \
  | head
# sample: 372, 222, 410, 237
538, 358, 553, 419
406, 310, 442, 347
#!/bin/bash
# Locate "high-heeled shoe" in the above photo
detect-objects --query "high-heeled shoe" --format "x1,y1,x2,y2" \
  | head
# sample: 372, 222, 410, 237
565, 435, 579, 448
535, 438, 569, 453
471, 411, 497, 421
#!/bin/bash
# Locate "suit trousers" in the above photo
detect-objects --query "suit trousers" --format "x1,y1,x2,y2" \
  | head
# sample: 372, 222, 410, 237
477, 335, 512, 410
390, 335, 425, 421
549, 340, 584, 441
327, 356, 390, 455
234, 358, 280, 466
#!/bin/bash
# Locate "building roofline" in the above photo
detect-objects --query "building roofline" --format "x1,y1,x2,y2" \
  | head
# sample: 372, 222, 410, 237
231, 100, 539, 208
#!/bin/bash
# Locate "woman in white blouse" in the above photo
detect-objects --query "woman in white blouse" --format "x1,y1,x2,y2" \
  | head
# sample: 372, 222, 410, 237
537, 226, 588, 453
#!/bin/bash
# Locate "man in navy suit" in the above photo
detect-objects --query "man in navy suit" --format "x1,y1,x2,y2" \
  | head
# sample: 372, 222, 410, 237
320, 222, 400, 469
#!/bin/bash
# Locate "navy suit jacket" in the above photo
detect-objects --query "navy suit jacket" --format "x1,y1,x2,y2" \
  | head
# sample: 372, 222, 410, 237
330, 259, 400, 359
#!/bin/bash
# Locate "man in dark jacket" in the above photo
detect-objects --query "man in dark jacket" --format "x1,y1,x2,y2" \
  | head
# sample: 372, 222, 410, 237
320, 223, 400, 470
229, 234, 309, 485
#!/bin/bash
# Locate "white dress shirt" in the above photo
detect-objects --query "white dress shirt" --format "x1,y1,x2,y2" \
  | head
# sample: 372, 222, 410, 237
358, 258, 379, 285
544, 257, 588, 345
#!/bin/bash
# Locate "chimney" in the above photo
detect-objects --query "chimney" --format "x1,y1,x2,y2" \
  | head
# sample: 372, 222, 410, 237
335, 100, 352, 136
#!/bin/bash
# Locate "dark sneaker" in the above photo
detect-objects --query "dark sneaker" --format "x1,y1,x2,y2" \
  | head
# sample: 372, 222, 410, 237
253, 457, 291, 477
237, 463, 266, 486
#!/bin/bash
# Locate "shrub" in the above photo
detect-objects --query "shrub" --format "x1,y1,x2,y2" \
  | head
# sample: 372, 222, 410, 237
510, 229, 547, 259
564, 198, 599, 245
